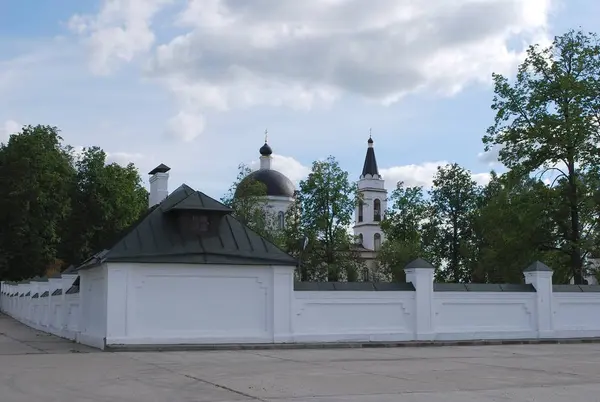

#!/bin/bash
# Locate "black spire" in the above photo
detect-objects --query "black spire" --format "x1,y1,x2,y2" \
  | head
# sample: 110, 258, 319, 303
361, 136, 379, 177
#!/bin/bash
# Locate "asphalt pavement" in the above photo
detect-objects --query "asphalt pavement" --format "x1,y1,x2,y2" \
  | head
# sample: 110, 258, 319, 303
2, 313, 600, 401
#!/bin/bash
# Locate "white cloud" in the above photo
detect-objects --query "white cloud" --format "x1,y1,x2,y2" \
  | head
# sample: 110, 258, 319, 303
0, 120, 21, 143
69, 0, 175, 75
381, 162, 446, 189
381, 161, 491, 189
70, 146, 144, 167
72, 0, 552, 141
106, 151, 144, 166
166, 111, 206, 142
249, 156, 491, 191
477, 148, 501, 166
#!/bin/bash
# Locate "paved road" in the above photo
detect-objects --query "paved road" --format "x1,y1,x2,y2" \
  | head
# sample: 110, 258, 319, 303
2, 314, 600, 401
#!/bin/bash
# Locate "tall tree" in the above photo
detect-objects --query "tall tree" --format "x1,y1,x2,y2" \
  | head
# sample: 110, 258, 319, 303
483, 30, 600, 283
378, 182, 431, 281
473, 172, 559, 283
62, 147, 148, 265
0, 125, 76, 280
298, 156, 363, 281
427, 163, 481, 282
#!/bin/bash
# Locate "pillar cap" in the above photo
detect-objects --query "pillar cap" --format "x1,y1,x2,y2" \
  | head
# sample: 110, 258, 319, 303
404, 258, 435, 269
523, 261, 552, 273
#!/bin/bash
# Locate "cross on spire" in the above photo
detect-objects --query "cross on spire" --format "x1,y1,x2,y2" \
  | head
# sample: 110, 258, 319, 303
264, 129, 268, 143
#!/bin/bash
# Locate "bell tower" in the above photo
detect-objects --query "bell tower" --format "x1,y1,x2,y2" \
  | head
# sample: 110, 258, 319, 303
353, 134, 387, 251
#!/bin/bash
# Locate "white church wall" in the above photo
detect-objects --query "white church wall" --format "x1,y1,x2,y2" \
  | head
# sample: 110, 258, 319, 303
293, 291, 415, 342
431, 292, 537, 340
103, 263, 296, 347
552, 292, 600, 338
77, 265, 108, 349
6, 261, 600, 349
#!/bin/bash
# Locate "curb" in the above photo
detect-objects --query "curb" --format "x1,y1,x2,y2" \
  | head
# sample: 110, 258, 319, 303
104, 337, 600, 353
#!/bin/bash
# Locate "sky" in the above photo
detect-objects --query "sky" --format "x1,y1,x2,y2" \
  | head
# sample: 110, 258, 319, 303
0, 0, 598, 200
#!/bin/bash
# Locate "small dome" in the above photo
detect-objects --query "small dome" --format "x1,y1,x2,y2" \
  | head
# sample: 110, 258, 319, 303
259, 142, 273, 156
237, 169, 295, 198
367, 136, 373, 144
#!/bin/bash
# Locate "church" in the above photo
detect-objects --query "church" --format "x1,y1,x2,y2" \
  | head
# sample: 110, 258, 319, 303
239, 135, 387, 263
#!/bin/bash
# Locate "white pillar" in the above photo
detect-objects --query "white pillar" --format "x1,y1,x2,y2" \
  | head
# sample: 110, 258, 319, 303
272, 266, 295, 343
61, 274, 78, 332
404, 258, 435, 341
523, 261, 554, 338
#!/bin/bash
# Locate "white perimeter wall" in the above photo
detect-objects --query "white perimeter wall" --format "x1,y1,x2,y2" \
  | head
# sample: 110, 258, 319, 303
293, 291, 415, 342
104, 263, 295, 347
3, 261, 600, 349
77, 266, 108, 349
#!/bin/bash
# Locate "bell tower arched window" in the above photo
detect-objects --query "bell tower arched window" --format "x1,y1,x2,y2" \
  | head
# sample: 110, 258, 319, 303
358, 200, 364, 223
373, 199, 381, 221
278, 211, 285, 229
374, 233, 381, 251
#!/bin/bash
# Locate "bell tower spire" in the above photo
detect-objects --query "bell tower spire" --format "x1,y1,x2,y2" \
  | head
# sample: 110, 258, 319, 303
361, 129, 380, 179
354, 132, 387, 252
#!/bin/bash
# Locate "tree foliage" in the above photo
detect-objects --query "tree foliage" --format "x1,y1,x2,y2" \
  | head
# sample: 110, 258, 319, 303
378, 182, 430, 282
427, 164, 481, 282
0, 125, 75, 280
483, 30, 600, 283
62, 147, 148, 265
297, 156, 364, 281
220, 163, 280, 241
0, 125, 148, 281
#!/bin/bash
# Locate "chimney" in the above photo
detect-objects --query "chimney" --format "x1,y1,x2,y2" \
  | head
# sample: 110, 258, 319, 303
148, 163, 171, 208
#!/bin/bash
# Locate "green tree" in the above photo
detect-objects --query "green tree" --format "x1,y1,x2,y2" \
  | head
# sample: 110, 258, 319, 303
473, 172, 559, 283
378, 182, 431, 282
62, 147, 148, 265
298, 156, 363, 281
0, 125, 76, 280
483, 30, 600, 283
427, 163, 481, 282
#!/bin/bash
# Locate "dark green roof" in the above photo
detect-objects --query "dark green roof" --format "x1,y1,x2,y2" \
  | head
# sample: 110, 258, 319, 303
160, 184, 233, 213
78, 184, 297, 269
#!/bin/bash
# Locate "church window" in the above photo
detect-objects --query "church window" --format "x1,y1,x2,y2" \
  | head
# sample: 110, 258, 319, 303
278, 211, 285, 229
373, 199, 381, 221
374, 233, 381, 251
358, 200, 364, 222
357, 233, 363, 245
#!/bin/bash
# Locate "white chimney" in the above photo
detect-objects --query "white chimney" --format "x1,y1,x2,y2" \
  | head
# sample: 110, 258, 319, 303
148, 163, 170, 208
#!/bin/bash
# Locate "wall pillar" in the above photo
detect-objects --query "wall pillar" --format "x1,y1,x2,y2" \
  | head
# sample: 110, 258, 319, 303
61, 274, 78, 332
523, 261, 554, 338
404, 258, 435, 341
106, 265, 128, 343
272, 266, 295, 343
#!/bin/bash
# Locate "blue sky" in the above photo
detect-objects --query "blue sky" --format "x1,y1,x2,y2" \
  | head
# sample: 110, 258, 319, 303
1, 0, 598, 199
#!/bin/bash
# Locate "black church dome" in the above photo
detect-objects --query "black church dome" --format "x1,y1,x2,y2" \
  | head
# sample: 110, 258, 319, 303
237, 169, 295, 198
259, 143, 273, 156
